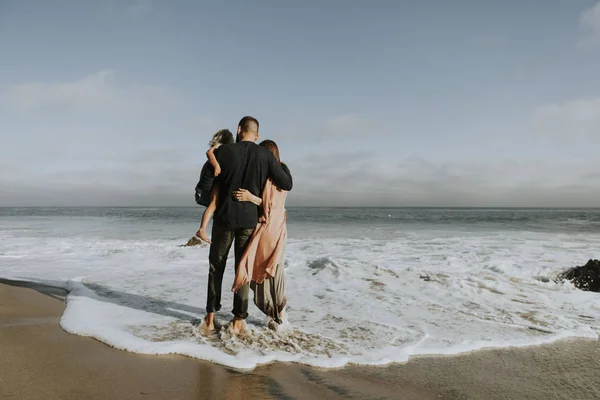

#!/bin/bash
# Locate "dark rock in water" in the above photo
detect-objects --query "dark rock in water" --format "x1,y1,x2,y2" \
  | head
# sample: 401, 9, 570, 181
560, 259, 600, 292
180, 236, 207, 247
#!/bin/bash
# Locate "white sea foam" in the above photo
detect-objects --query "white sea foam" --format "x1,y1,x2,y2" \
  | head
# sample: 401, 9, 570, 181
1, 213, 599, 370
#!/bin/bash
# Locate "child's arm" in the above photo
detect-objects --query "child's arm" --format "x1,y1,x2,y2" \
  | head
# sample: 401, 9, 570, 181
196, 186, 218, 243
206, 144, 222, 177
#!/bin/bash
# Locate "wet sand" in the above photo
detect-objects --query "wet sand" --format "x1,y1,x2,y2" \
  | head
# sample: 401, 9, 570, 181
1, 280, 599, 400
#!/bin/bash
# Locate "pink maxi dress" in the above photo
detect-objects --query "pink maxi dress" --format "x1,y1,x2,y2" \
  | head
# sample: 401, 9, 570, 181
232, 179, 287, 322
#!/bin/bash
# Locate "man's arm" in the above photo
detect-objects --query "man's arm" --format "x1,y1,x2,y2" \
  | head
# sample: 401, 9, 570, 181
266, 152, 293, 191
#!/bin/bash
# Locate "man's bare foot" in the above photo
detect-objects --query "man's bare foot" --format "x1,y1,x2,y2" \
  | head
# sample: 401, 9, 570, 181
231, 317, 246, 334
199, 313, 216, 335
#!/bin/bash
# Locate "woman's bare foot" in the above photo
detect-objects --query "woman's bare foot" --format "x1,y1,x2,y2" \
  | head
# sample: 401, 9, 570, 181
267, 318, 279, 331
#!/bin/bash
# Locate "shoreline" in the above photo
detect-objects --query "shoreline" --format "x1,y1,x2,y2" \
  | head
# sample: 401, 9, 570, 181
2, 280, 600, 399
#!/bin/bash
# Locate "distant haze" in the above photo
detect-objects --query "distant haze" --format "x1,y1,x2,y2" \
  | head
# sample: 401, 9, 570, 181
2, 1, 600, 207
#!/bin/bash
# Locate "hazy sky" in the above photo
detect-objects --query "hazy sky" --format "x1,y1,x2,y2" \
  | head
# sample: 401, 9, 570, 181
2, 0, 600, 207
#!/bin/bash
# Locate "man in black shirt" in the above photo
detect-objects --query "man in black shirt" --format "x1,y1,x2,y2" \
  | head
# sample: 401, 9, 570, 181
201, 116, 293, 333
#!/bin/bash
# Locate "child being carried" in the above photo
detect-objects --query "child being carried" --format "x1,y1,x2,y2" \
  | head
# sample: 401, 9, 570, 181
194, 129, 234, 243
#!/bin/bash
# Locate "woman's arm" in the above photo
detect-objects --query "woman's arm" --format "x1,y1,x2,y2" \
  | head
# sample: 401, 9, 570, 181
233, 188, 265, 222
206, 144, 222, 177
232, 188, 262, 206
197, 186, 219, 243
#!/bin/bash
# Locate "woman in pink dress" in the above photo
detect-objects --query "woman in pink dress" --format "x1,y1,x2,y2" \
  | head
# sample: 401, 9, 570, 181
231, 140, 288, 330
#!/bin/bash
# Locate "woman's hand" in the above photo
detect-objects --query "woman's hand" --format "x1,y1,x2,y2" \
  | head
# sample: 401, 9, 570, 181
233, 188, 252, 202
214, 164, 221, 177
233, 189, 262, 206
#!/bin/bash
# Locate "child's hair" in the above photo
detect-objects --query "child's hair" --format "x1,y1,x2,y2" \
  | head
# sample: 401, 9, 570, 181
259, 139, 280, 162
209, 129, 234, 147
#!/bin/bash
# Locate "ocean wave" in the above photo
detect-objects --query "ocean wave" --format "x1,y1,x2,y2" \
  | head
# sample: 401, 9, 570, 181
1, 210, 600, 369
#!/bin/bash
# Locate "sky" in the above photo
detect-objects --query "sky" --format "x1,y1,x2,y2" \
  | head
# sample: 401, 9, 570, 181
1, 0, 600, 207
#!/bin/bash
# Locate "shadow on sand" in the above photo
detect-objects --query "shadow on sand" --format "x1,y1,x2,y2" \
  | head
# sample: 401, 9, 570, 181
0, 277, 265, 326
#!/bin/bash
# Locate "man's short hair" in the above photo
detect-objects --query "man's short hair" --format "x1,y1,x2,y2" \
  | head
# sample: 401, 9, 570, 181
238, 116, 259, 134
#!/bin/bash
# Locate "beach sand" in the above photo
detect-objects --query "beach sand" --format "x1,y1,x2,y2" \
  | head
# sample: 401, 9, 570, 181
1, 280, 599, 400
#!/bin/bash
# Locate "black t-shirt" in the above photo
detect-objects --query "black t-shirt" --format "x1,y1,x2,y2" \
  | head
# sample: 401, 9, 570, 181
200, 141, 293, 229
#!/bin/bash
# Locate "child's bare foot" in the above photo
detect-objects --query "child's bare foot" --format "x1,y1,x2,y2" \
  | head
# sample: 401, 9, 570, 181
197, 229, 211, 244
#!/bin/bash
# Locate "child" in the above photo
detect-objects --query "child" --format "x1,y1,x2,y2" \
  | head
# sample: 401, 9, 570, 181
195, 129, 234, 243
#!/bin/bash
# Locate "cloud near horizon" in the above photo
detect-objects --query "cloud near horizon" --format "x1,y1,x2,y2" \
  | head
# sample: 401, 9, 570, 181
2, 147, 600, 207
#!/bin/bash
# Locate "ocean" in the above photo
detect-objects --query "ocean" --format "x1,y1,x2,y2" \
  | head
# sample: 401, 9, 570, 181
1, 207, 599, 369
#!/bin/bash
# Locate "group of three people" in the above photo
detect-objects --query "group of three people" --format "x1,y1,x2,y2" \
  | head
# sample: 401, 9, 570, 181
194, 116, 292, 334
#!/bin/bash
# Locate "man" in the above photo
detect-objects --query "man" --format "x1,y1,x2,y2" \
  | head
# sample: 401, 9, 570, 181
199, 116, 293, 334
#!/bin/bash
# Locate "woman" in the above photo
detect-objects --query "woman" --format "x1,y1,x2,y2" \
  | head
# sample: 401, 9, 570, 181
231, 139, 288, 330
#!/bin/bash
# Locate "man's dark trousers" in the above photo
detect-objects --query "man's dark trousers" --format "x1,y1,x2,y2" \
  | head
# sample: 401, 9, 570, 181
206, 221, 254, 319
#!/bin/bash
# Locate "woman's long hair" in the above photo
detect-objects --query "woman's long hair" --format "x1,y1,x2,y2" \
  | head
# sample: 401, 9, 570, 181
259, 139, 280, 162
260, 140, 283, 191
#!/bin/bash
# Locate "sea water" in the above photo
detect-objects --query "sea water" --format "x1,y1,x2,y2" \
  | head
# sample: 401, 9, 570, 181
1, 207, 599, 369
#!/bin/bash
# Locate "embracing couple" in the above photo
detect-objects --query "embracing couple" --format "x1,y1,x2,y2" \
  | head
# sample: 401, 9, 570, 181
194, 116, 293, 334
